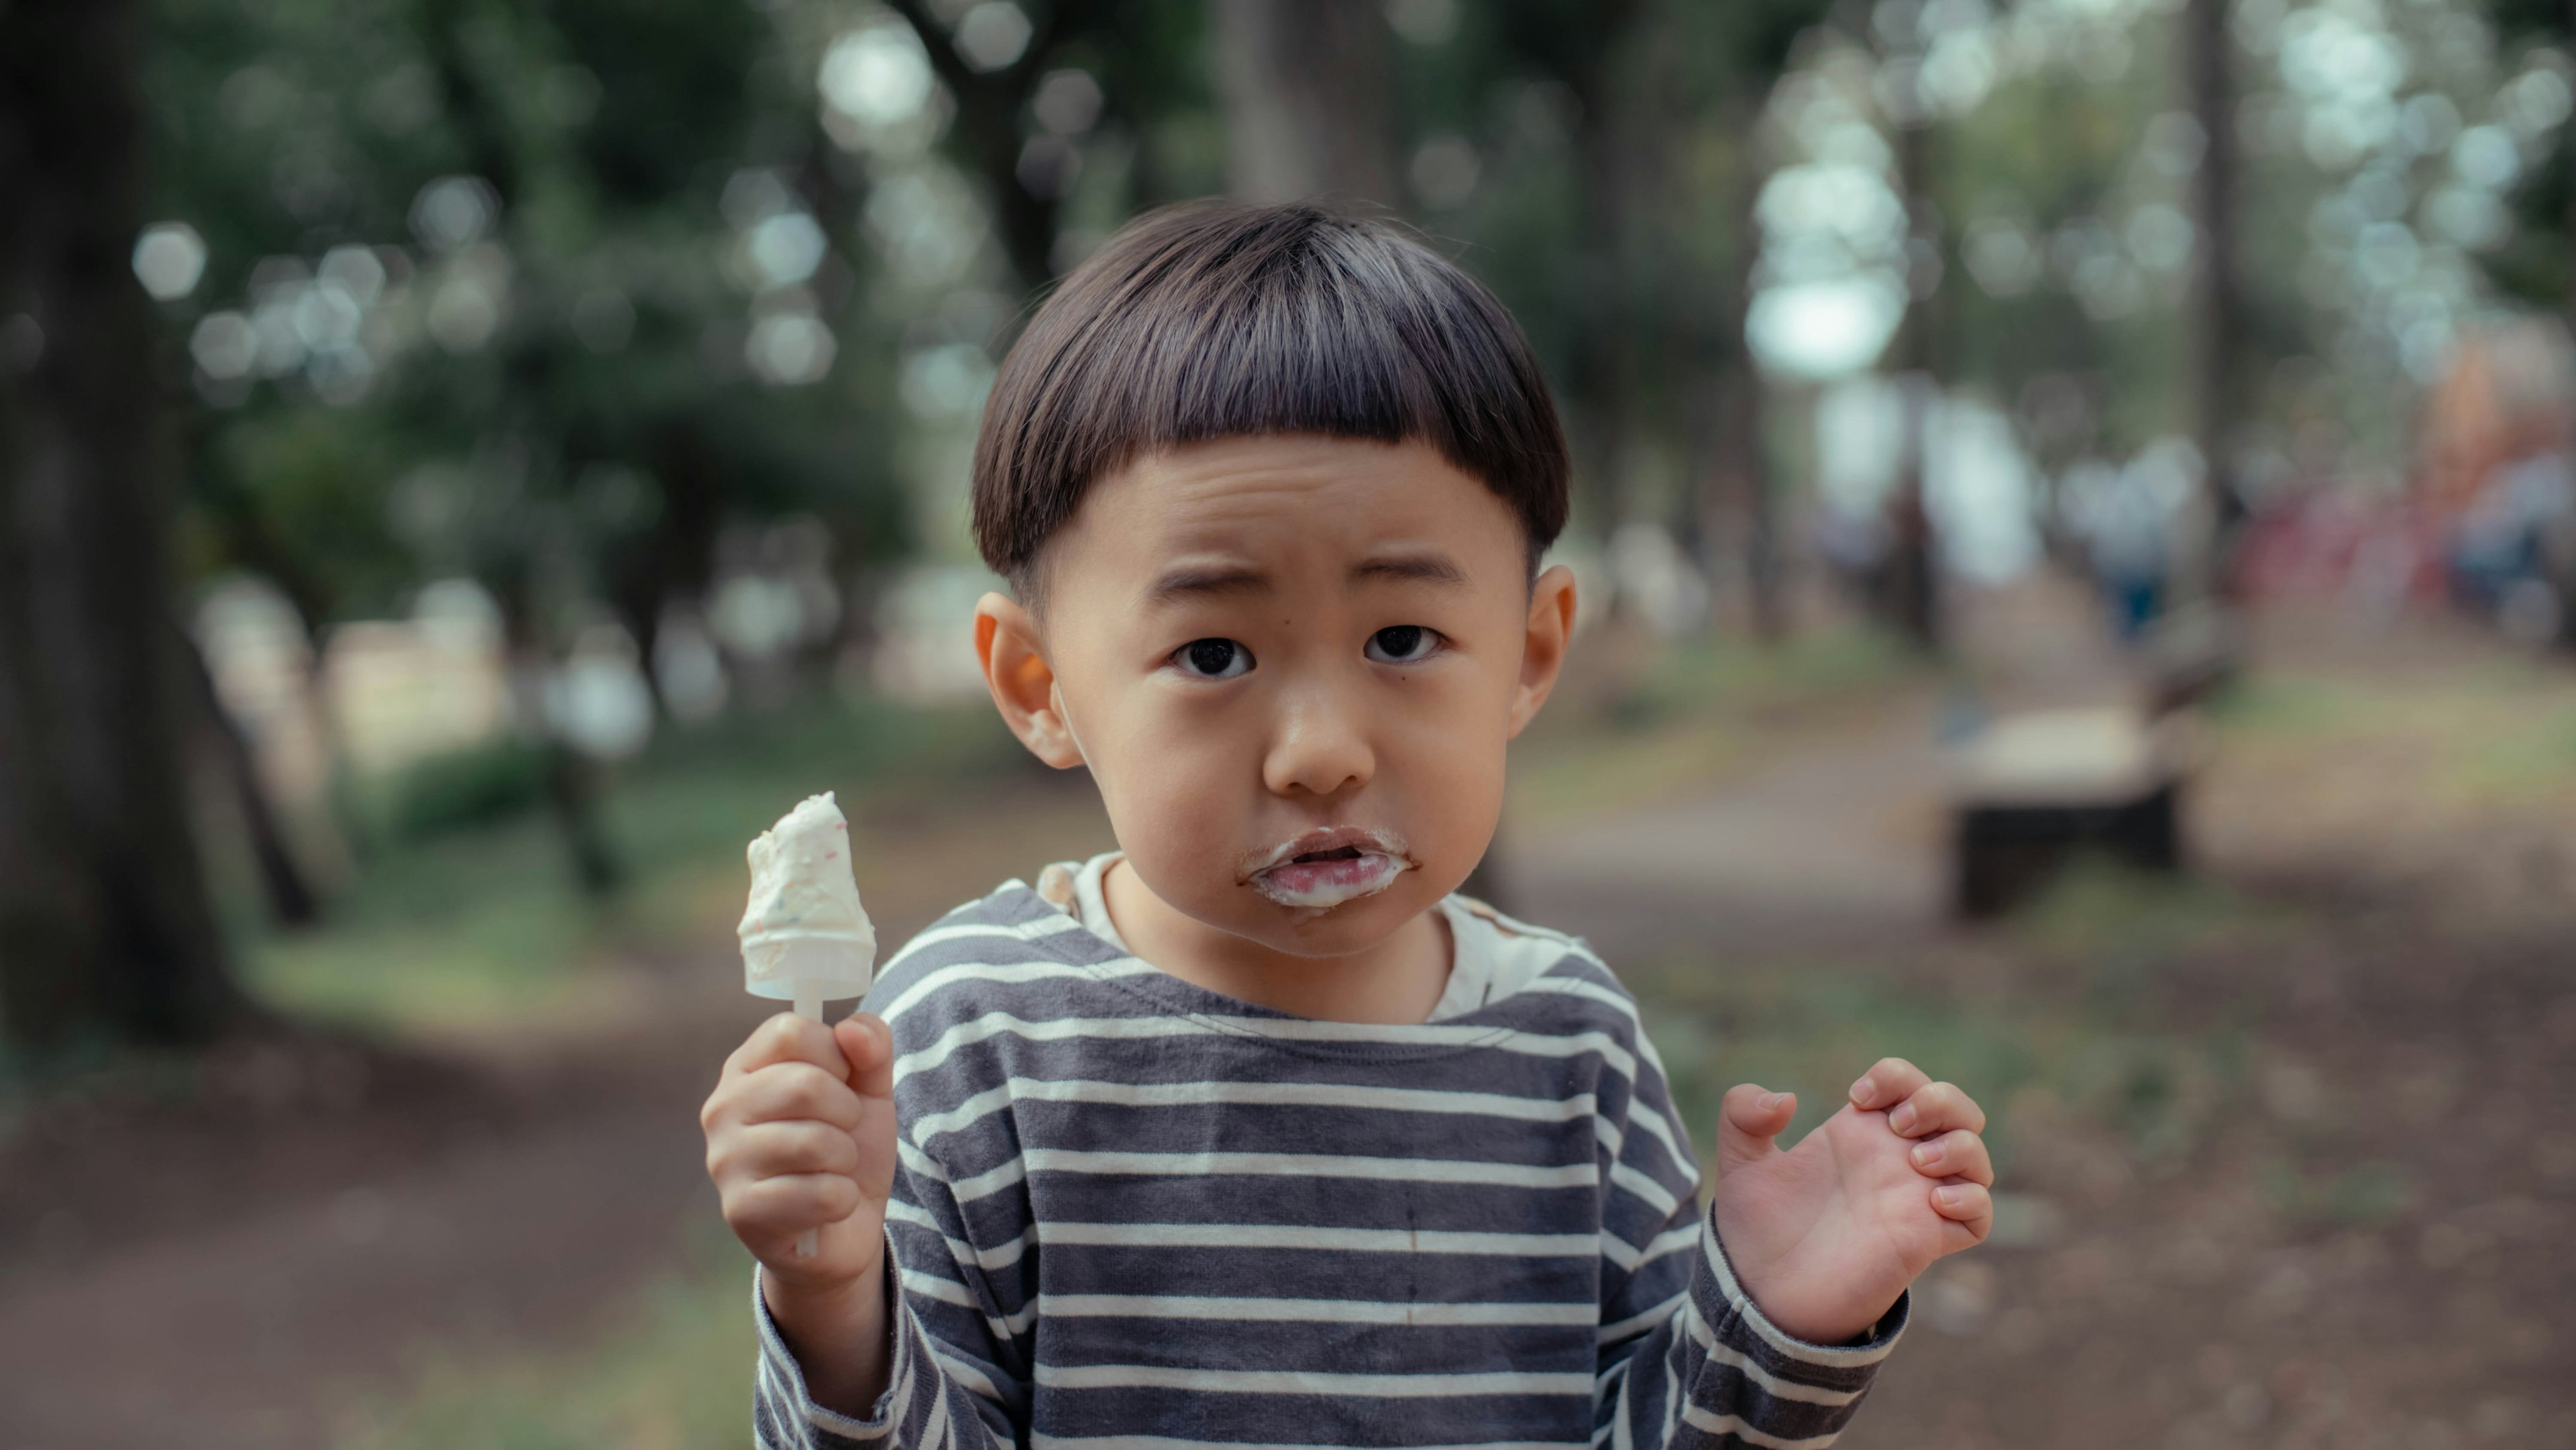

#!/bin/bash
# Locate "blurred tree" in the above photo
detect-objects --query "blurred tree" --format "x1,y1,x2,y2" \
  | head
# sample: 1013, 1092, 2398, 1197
1212, 0, 1400, 205
2184, 0, 2249, 594
2487, 0, 2576, 323
1670, 0, 1835, 640
144, 0, 919, 896
1, 0, 249, 1051
883, 0, 1111, 288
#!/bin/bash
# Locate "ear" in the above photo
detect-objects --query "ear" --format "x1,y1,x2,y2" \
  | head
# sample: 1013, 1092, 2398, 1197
1506, 564, 1577, 739
973, 592, 1086, 770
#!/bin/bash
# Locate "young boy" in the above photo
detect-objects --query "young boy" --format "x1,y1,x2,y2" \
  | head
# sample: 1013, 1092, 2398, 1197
700, 202, 1994, 1448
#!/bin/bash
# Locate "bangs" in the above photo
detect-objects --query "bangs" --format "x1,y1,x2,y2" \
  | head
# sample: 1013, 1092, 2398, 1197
971, 201, 1569, 593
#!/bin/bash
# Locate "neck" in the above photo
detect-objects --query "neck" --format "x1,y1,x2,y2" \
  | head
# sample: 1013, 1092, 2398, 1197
1101, 858, 1450, 1024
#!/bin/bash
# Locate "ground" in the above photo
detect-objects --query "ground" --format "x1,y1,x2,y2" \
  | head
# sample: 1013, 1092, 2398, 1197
1, 590, 2571, 1449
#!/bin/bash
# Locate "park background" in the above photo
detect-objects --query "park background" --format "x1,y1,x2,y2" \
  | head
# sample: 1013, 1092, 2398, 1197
5, 0, 2575, 1445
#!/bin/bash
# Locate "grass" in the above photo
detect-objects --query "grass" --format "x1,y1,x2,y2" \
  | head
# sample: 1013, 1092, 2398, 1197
329, 1226, 760, 1450
1509, 627, 1917, 825
2209, 660, 2576, 811
1629, 858, 2279, 1185
238, 690, 1029, 1033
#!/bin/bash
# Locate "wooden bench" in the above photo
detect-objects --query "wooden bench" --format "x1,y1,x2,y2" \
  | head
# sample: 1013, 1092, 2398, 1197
1949, 707, 2204, 918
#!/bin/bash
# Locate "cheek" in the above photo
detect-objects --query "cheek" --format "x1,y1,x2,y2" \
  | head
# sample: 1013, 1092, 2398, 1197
1068, 684, 1248, 871
1371, 664, 1513, 874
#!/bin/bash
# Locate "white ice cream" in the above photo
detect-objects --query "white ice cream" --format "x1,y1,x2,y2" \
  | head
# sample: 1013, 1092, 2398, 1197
739, 792, 876, 1003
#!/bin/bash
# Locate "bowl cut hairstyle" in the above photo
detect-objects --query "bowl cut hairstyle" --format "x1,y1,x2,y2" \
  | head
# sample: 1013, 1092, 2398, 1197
970, 200, 1570, 601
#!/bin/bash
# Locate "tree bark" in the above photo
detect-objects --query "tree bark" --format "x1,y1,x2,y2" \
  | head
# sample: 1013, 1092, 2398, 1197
1883, 119, 1943, 653
2186, 0, 2247, 599
1699, 103, 1782, 641
184, 629, 321, 928
884, 0, 1100, 291
0, 0, 246, 1051
1211, 0, 1400, 206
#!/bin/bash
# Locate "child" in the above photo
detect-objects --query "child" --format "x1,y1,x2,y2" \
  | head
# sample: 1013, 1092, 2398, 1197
700, 201, 1994, 1448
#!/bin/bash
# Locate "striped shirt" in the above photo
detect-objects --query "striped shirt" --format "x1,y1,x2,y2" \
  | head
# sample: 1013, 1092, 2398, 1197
753, 875, 1907, 1449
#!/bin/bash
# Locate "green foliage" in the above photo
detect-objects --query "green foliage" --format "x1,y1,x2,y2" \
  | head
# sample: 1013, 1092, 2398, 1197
236, 689, 1020, 1033
376, 737, 551, 843
329, 1231, 758, 1449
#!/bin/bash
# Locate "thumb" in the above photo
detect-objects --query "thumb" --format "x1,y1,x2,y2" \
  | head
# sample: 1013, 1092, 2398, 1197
833, 1013, 895, 1100
1717, 1084, 1796, 1171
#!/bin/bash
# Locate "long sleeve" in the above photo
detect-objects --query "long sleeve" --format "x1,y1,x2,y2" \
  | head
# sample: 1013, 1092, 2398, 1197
1590, 1035, 1907, 1448
751, 1137, 1031, 1448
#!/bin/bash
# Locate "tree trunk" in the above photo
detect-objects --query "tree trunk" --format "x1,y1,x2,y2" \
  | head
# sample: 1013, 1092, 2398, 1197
1884, 119, 1943, 653
184, 629, 321, 928
0, 0, 246, 1051
1211, 0, 1400, 206
1699, 106, 1782, 641
2186, 0, 2247, 599
883, 0, 1097, 291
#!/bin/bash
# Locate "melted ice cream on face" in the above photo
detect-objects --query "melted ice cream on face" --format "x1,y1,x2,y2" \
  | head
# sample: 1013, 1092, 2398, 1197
1240, 826, 1417, 913
739, 792, 876, 998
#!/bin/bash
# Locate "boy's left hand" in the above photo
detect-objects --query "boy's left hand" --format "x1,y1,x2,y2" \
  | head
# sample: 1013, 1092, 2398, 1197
1707, 1057, 1992, 1345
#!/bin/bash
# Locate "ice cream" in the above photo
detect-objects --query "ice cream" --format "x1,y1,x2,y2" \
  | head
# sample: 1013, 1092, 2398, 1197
741, 791, 875, 1259
1239, 825, 1417, 913
740, 791, 877, 1016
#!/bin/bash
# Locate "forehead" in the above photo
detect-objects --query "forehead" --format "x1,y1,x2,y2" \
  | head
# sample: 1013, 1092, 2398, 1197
1063, 434, 1522, 573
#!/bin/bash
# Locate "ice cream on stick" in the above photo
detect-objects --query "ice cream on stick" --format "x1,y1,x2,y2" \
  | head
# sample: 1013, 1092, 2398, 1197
740, 791, 877, 1018
739, 791, 876, 1257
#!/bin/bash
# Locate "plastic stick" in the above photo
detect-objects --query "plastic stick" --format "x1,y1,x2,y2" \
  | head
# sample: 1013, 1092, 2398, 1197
794, 984, 824, 1258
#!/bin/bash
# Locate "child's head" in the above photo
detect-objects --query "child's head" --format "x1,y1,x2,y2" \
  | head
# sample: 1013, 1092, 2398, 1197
969, 201, 1578, 958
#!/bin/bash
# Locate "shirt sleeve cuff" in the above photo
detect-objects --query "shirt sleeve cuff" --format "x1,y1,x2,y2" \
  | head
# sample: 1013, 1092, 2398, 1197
1701, 1211, 1910, 1367
752, 1238, 914, 1443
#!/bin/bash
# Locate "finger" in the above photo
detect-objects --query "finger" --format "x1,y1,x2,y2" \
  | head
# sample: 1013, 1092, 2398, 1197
710, 1121, 863, 1186
724, 1172, 863, 1240
1929, 1178, 1992, 1239
728, 1013, 852, 1081
1905, 1129, 1993, 1187
1849, 1057, 1930, 1112
1716, 1083, 1798, 1170
835, 1013, 895, 1102
726, 1061, 865, 1131
1886, 1082, 1988, 1138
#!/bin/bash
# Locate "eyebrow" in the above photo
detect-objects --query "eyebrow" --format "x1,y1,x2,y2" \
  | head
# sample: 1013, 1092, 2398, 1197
1351, 552, 1468, 588
1143, 564, 1271, 606
1140, 550, 1470, 607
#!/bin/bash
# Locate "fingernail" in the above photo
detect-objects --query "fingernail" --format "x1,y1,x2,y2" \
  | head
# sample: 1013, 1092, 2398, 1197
1760, 1092, 1788, 1111
1889, 1103, 1917, 1135
1936, 1186, 1965, 1210
1849, 1076, 1876, 1106
1911, 1141, 1939, 1169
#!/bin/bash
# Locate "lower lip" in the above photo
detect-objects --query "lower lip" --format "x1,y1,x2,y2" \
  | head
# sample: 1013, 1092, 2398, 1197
1250, 852, 1406, 910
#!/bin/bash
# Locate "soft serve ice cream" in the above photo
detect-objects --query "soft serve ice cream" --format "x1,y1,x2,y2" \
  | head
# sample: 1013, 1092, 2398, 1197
739, 792, 877, 1014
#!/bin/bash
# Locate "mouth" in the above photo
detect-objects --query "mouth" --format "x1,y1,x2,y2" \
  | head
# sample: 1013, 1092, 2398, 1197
1238, 826, 1417, 913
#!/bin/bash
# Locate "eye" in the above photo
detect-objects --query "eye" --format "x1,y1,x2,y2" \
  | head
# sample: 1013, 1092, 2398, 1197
1173, 637, 1253, 679
1364, 625, 1441, 665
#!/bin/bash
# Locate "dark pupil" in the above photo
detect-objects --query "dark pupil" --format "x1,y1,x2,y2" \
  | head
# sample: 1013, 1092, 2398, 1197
1377, 625, 1422, 657
1187, 639, 1236, 674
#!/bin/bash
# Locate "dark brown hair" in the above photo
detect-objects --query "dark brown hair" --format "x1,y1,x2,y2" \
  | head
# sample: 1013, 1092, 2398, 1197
969, 201, 1570, 597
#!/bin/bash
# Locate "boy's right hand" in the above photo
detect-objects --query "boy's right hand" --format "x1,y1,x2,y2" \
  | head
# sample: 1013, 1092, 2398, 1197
702, 1010, 900, 1296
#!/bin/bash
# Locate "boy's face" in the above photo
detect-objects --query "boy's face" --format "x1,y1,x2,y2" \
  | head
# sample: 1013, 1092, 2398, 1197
976, 435, 1575, 960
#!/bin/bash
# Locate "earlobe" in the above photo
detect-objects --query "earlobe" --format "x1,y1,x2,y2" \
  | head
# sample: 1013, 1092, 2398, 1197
973, 592, 1086, 770
1506, 565, 1577, 739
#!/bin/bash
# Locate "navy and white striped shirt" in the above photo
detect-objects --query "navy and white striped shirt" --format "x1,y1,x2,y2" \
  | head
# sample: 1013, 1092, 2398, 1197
753, 873, 1906, 1449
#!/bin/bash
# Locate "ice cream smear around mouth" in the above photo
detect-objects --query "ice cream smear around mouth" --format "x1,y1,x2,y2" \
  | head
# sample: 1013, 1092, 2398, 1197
1242, 827, 1417, 911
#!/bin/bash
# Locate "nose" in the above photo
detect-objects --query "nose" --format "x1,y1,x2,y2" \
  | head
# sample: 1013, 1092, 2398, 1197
1262, 674, 1375, 799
